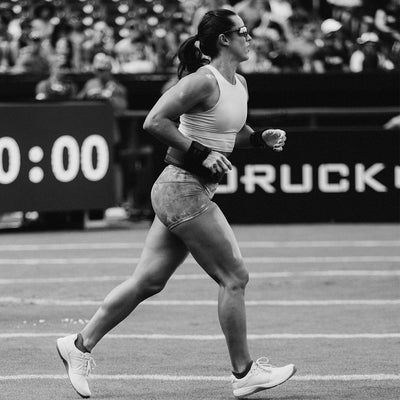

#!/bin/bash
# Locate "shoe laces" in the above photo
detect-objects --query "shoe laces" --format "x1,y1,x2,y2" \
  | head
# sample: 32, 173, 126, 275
82, 353, 96, 376
254, 357, 275, 372
73, 352, 96, 376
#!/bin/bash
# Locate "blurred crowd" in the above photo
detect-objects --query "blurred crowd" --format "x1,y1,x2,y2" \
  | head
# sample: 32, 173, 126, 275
0, 0, 399, 75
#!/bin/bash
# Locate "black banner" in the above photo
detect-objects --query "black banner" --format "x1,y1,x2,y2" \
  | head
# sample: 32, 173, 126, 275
1, 72, 398, 109
0, 102, 115, 212
214, 129, 400, 223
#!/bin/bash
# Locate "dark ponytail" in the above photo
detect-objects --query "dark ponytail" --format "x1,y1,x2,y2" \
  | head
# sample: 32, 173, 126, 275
177, 35, 209, 79
177, 9, 237, 79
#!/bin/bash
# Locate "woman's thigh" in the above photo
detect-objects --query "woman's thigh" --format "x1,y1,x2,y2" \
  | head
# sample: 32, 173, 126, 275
132, 216, 189, 285
171, 203, 246, 284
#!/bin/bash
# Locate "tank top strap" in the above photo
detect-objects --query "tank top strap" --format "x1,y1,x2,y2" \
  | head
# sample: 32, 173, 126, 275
203, 64, 238, 87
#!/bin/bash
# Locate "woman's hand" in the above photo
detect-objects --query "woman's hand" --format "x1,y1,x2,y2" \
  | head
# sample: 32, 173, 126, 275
202, 151, 232, 174
262, 129, 287, 151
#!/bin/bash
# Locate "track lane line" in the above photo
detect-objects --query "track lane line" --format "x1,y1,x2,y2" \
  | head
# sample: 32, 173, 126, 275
0, 374, 399, 382
1, 333, 400, 339
1, 297, 399, 306
0, 240, 399, 251
1, 270, 400, 284
1, 256, 400, 265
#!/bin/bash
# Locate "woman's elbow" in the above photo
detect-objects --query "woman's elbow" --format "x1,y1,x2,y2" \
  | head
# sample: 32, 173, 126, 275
143, 114, 156, 132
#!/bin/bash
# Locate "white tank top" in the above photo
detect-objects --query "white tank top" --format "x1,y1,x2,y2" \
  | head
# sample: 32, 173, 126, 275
178, 64, 248, 153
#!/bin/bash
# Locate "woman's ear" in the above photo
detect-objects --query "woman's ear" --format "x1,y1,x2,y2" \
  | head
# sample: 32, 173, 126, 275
218, 33, 230, 47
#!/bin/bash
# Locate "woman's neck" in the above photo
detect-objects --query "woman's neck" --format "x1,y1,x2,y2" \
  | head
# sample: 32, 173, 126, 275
210, 58, 239, 84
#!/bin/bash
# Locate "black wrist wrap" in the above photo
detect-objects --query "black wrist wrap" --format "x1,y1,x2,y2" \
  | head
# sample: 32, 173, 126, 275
250, 130, 267, 148
182, 141, 221, 183
185, 141, 211, 164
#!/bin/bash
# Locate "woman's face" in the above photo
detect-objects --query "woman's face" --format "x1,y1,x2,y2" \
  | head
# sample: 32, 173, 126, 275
225, 15, 252, 62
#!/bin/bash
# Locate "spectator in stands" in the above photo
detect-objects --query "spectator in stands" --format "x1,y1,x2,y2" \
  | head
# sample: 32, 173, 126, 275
49, 19, 74, 70
35, 54, 77, 100
114, 21, 156, 73
350, 31, 394, 72
78, 52, 128, 209
6, 8, 23, 43
117, 37, 156, 73
27, 0, 57, 66
8, 16, 32, 66
191, 0, 234, 33
375, 1, 400, 70
375, 0, 400, 43
77, 52, 127, 115
0, 14, 13, 72
1, 0, 398, 74
286, 19, 319, 72
81, 21, 115, 70
312, 18, 350, 72
328, 0, 364, 40
179, 0, 200, 28
252, 7, 286, 40
160, 14, 190, 71
269, 0, 293, 26
269, 35, 304, 72
12, 32, 50, 74
234, 0, 272, 33
67, 12, 85, 71
31, 2, 56, 40
53, 35, 74, 70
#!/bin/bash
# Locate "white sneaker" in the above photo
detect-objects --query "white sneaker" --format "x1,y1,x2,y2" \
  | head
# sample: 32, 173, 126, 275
231, 357, 296, 398
56, 334, 96, 398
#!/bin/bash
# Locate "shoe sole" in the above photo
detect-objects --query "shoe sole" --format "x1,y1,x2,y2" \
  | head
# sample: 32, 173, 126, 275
233, 365, 297, 398
56, 340, 90, 399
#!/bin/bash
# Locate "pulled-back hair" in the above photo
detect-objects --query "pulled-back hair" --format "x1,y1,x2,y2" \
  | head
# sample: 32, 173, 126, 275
177, 9, 237, 79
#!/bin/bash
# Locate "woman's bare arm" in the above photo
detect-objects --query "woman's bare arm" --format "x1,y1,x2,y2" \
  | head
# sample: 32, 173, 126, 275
143, 71, 214, 151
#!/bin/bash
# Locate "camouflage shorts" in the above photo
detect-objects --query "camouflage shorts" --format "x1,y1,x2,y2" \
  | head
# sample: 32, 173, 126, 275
151, 165, 218, 230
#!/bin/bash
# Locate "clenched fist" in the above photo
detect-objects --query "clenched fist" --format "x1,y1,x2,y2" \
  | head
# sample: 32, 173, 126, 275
262, 129, 287, 152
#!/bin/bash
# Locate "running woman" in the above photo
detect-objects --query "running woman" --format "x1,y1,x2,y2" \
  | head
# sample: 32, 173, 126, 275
56, 9, 295, 399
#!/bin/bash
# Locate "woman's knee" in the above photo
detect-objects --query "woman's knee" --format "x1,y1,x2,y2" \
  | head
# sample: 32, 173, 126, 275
133, 274, 167, 299
220, 258, 249, 291
101, 275, 166, 311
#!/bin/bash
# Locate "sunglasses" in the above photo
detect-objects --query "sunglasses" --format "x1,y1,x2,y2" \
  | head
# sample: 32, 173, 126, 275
222, 26, 249, 37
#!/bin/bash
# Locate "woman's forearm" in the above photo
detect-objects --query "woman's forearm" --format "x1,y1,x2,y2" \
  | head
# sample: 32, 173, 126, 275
143, 116, 192, 152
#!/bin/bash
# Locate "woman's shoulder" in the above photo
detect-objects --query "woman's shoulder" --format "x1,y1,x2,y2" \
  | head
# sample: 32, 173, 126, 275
179, 66, 218, 92
195, 65, 219, 83
167, 67, 218, 105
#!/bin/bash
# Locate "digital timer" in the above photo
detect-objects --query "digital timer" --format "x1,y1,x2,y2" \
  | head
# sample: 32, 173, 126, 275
0, 134, 109, 184
0, 102, 116, 213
